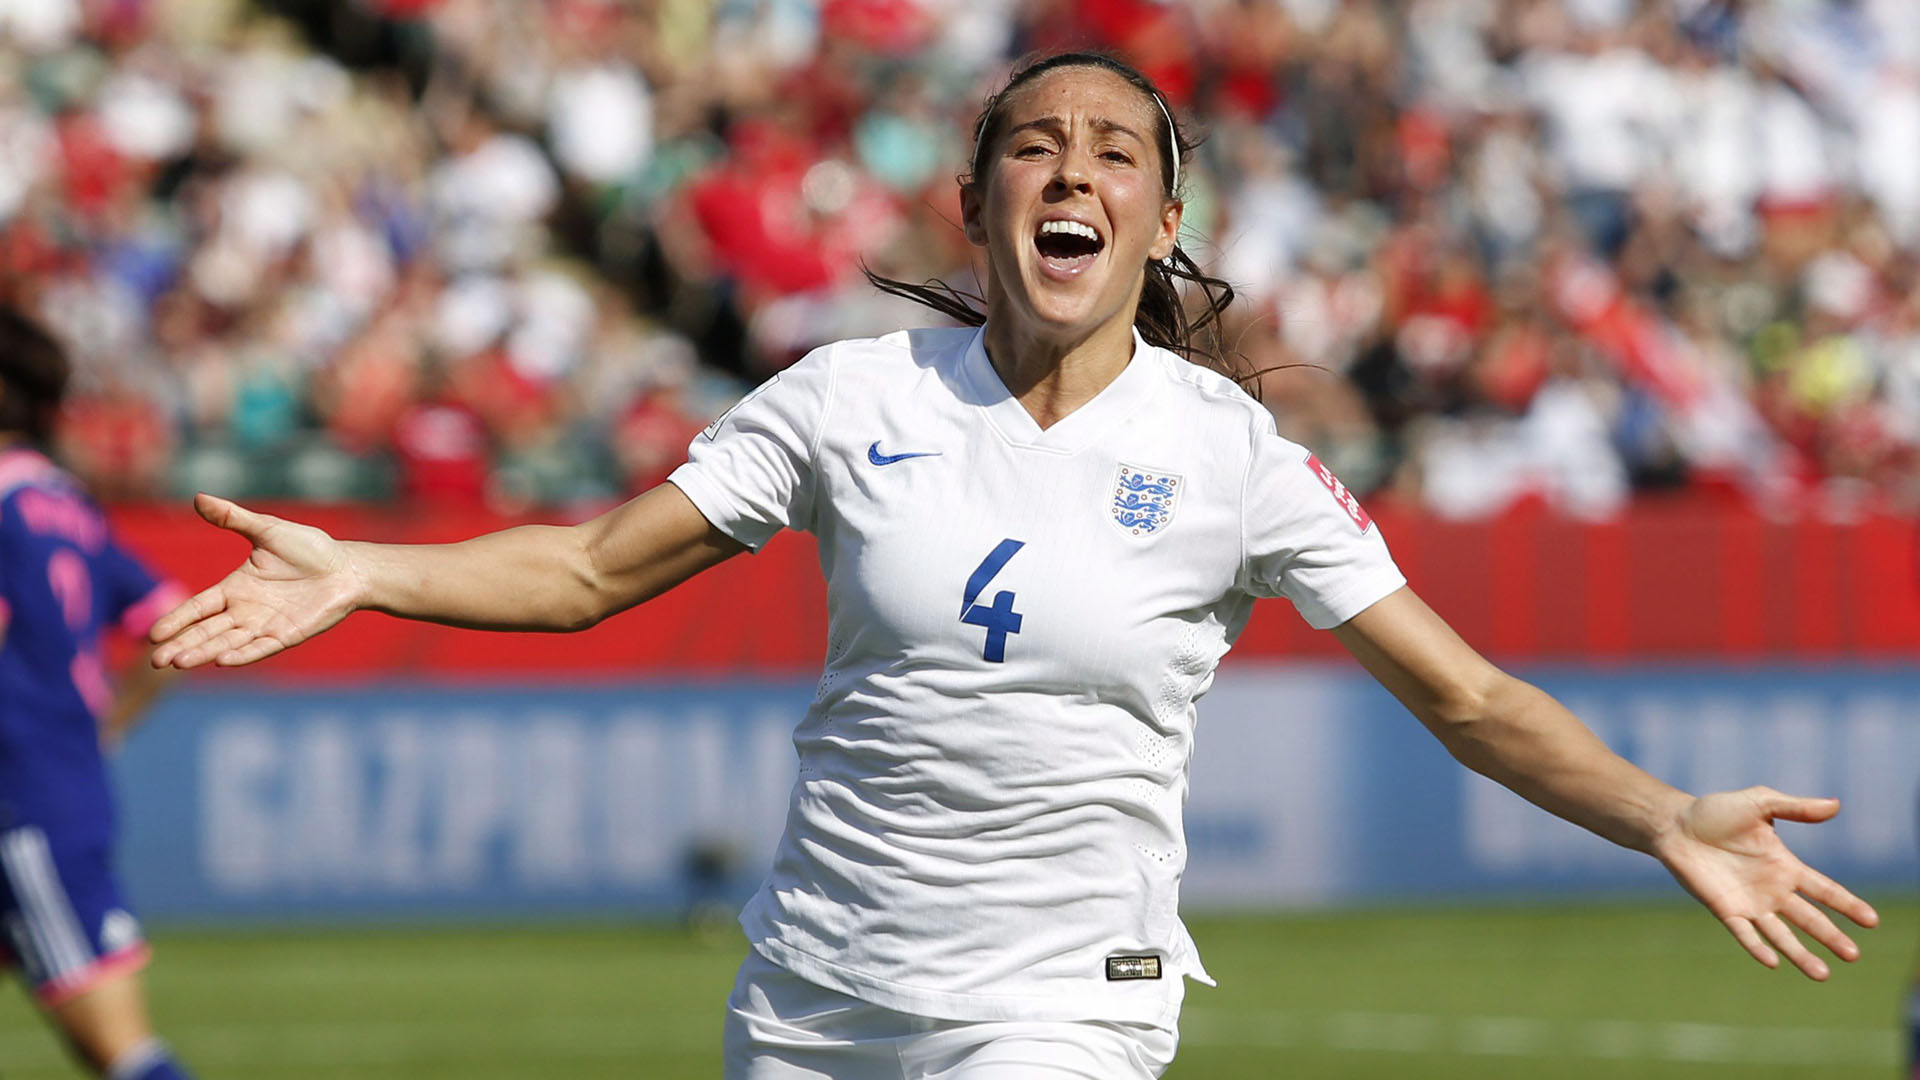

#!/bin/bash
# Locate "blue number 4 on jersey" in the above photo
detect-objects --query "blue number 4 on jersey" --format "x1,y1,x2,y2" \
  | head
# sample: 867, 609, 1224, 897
960, 539, 1025, 663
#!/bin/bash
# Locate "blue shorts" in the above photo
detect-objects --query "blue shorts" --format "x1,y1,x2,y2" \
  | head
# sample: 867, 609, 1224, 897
0, 826, 148, 1006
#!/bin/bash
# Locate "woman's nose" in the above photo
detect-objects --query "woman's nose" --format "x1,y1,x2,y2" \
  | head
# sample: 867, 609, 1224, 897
1049, 152, 1093, 194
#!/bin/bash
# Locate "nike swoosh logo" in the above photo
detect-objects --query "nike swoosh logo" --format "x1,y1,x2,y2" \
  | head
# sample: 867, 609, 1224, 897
867, 441, 942, 466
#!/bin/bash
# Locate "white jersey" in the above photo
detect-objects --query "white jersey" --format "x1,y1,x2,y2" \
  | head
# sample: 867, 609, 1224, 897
668, 326, 1404, 1028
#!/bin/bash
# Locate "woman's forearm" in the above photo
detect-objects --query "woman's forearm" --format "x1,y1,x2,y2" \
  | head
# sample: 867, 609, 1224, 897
1333, 590, 1692, 855
346, 524, 608, 631
1336, 588, 1874, 982
149, 485, 743, 670
347, 484, 744, 632
1434, 675, 1692, 854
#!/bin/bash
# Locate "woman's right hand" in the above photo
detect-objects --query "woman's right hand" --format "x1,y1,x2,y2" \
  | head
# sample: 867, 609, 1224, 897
150, 493, 365, 669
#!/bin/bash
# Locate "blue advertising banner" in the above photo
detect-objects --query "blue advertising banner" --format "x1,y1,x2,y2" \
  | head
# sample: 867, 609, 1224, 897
115, 682, 809, 920
1345, 665, 1920, 898
110, 665, 1920, 922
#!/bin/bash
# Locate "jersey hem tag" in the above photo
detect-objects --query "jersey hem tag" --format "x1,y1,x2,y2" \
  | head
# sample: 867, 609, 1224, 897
1105, 955, 1163, 981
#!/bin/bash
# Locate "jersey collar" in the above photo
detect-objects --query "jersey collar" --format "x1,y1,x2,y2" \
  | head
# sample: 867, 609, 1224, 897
959, 326, 1162, 453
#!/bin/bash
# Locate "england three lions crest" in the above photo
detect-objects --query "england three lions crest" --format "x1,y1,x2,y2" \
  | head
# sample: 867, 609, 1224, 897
1110, 463, 1183, 537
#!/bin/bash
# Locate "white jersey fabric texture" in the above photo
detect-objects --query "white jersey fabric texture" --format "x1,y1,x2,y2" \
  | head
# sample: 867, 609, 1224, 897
724, 947, 1177, 1079
668, 326, 1405, 1029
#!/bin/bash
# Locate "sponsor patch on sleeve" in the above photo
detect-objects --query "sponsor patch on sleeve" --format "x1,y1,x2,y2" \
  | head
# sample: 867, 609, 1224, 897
1305, 453, 1374, 533
1105, 955, 1163, 981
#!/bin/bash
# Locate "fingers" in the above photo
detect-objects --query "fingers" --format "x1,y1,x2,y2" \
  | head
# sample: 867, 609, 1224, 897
150, 586, 228, 647
173, 625, 263, 669
1783, 895, 1859, 964
193, 492, 278, 543
1751, 787, 1841, 824
1722, 915, 1778, 970
168, 623, 292, 670
151, 612, 237, 668
1745, 786, 1881, 931
218, 637, 288, 667
1755, 912, 1828, 980
1797, 866, 1880, 929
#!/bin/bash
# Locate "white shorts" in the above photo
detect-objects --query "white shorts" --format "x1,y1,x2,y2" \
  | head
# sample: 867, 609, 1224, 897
724, 948, 1179, 1080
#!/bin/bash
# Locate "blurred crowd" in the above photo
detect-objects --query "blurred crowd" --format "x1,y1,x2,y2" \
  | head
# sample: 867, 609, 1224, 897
3, 0, 1918, 519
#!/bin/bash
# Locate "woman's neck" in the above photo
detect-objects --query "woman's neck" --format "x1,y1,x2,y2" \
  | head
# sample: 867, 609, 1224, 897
981, 311, 1137, 431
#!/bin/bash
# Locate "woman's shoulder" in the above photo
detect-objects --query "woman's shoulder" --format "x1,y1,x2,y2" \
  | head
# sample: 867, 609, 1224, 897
1143, 347, 1276, 435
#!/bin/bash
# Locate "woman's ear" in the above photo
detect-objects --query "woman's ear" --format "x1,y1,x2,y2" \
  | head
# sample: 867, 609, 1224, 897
960, 184, 988, 247
1148, 201, 1183, 262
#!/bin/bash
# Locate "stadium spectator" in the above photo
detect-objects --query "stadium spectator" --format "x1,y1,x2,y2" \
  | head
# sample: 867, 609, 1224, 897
0, 307, 192, 1080
152, 50, 1876, 1080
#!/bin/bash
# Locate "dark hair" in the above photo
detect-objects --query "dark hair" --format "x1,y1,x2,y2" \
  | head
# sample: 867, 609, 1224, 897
0, 307, 71, 444
865, 51, 1252, 391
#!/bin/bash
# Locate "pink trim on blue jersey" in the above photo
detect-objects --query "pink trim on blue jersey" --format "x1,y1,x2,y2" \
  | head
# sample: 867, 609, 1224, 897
49, 547, 91, 629
33, 943, 151, 1008
120, 582, 187, 639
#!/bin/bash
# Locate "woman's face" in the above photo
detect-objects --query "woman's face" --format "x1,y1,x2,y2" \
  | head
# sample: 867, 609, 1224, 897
962, 67, 1182, 346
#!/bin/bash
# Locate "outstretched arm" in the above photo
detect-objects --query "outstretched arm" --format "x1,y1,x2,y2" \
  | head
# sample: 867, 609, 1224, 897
1332, 586, 1878, 981
102, 652, 178, 746
151, 483, 743, 669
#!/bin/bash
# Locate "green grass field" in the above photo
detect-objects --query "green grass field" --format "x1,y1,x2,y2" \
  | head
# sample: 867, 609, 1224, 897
0, 899, 1910, 1078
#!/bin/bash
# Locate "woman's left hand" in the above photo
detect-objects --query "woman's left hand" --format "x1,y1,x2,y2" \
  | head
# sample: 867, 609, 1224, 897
1655, 786, 1878, 980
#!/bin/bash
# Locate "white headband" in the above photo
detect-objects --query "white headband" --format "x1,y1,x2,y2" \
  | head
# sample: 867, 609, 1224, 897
1152, 93, 1180, 195
974, 90, 1182, 196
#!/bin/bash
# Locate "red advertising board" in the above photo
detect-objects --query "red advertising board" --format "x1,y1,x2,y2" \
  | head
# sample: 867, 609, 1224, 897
109, 499, 1920, 678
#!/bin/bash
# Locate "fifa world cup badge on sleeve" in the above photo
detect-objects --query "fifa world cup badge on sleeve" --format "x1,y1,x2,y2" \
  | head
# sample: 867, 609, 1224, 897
1306, 453, 1373, 532
1110, 463, 1183, 537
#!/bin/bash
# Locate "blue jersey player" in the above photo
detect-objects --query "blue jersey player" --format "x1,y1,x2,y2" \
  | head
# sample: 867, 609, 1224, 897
0, 308, 191, 1080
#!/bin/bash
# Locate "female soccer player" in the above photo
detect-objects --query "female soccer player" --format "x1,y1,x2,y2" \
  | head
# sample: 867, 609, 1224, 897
0, 308, 193, 1080
151, 52, 1876, 1079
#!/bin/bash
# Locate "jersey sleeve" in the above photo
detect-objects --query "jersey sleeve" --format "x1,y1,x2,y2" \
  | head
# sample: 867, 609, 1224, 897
666, 343, 836, 552
1240, 431, 1406, 629
98, 532, 184, 639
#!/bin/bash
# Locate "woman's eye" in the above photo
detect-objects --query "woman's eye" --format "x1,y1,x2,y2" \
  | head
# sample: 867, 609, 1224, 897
1015, 144, 1051, 158
1102, 151, 1133, 164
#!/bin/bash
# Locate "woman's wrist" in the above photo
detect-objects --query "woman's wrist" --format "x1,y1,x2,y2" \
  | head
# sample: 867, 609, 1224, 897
1639, 787, 1698, 859
336, 540, 384, 616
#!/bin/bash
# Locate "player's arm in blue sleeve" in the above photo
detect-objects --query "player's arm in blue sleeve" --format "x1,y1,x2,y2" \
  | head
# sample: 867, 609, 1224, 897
95, 534, 185, 744
1329, 588, 1879, 982
98, 533, 183, 638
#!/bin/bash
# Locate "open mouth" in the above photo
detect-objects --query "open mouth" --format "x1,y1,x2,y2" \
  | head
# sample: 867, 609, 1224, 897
1033, 219, 1104, 277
